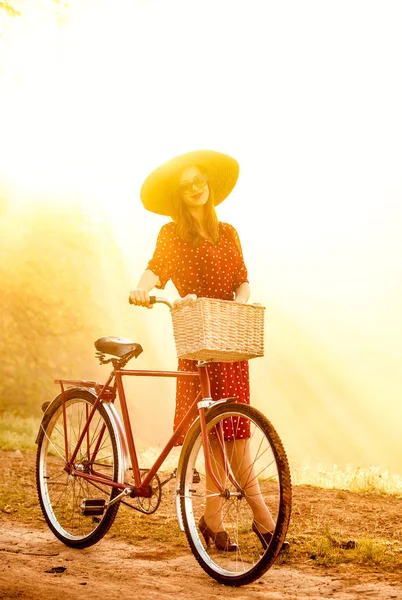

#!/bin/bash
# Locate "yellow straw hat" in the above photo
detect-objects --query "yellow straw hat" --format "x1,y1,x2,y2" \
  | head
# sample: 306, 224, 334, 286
140, 149, 239, 216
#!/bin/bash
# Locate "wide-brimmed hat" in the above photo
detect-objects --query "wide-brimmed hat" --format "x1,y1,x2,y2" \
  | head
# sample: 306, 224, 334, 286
140, 149, 239, 216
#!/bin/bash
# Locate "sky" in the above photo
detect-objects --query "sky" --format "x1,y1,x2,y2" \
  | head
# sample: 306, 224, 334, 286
1, 0, 401, 473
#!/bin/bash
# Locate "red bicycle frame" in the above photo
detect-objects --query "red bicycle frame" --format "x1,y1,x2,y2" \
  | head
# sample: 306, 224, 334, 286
55, 361, 235, 496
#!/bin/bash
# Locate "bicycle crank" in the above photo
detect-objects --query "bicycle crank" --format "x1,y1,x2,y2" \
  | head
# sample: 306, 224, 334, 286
80, 488, 133, 516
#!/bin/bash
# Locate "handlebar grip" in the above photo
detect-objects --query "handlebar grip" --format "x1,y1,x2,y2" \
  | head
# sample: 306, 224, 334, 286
128, 294, 156, 305
129, 294, 172, 308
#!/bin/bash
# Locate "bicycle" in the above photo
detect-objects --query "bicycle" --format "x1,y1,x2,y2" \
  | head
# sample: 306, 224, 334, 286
35, 296, 292, 587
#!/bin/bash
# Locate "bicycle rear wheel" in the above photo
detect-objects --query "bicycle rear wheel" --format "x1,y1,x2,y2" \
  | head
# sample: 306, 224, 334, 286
36, 389, 121, 548
179, 402, 291, 586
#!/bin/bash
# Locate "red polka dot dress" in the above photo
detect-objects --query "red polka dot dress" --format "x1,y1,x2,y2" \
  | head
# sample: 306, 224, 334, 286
147, 221, 251, 445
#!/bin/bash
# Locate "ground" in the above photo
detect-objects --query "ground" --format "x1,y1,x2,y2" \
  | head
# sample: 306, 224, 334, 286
1, 450, 401, 600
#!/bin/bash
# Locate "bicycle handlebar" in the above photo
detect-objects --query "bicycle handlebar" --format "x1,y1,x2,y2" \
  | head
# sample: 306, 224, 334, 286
129, 294, 174, 309
150, 296, 173, 309
131, 296, 260, 310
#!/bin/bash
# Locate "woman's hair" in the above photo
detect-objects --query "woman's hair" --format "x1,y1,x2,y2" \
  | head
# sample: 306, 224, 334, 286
171, 165, 220, 246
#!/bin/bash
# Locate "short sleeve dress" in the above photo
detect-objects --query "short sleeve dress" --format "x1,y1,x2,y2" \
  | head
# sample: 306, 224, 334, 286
147, 221, 250, 445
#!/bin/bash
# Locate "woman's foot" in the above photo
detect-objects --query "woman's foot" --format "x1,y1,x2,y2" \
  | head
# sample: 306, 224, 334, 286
252, 521, 290, 552
199, 516, 238, 552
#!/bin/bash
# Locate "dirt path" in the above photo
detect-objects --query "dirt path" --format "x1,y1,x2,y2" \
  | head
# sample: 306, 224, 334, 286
0, 523, 401, 600
1, 450, 402, 599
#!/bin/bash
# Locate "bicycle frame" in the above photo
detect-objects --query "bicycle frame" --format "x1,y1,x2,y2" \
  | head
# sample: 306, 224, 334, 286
35, 288, 294, 587
54, 361, 236, 498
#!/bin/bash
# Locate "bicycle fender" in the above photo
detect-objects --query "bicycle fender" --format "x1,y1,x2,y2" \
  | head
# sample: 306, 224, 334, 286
35, 386, 97, 445
104, 401, 130, 482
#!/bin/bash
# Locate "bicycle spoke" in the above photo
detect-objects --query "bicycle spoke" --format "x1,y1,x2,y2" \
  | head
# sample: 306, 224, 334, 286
180, 403, 291, 586
37, 391, 120, 547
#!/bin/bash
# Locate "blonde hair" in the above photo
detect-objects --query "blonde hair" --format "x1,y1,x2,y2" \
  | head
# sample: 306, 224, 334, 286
171, 166, 220, 246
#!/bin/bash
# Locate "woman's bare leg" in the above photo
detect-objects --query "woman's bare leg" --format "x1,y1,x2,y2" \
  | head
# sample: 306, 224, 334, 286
204, 435, 275, 533
203, 435, 226, 531
227, 438, 275, 532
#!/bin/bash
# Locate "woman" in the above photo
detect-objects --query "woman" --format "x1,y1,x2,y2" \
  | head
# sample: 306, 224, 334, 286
130, 150, 284, 552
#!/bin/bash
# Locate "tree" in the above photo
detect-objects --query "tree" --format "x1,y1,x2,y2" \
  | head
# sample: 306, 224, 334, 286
0, 201, 130, 415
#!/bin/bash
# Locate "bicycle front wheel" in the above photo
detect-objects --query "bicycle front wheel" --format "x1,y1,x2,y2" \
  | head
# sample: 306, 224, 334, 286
179, 402, 291, 586
36, 389, 121, 548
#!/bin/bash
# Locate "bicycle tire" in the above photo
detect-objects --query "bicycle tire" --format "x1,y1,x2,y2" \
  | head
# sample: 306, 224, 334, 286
36, 388, 121, 548
179, 402, 291, 586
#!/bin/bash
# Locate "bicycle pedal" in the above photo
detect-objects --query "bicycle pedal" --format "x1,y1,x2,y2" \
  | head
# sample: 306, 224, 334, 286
80, 498, 106, 516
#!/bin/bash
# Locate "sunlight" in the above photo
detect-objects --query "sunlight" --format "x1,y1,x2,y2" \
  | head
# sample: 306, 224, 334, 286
1, 0, 401, 475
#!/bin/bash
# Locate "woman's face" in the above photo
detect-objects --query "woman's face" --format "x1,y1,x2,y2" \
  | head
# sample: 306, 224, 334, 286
178, 165, 210, 208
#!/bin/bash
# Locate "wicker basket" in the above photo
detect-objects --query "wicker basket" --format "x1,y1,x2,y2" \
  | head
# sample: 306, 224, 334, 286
170, 297, 265, 362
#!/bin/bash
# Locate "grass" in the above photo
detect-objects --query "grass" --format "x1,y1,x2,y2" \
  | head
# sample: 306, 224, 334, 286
291, 461, 402, 496
1, 413, 402, 496
110, 509, 188, 549
0, 412, 40, 452
308, 527, 402, 568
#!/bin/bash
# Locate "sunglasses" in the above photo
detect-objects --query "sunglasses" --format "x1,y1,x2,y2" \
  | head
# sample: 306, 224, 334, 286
177, 173, 208, 195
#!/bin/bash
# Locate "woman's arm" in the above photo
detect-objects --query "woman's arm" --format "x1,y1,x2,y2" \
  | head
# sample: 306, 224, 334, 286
235, 282, 250, 303
129, 269, 159, 307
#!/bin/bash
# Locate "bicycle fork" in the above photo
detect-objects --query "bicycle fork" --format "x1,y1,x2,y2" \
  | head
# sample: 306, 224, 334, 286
197, 363, 242, 495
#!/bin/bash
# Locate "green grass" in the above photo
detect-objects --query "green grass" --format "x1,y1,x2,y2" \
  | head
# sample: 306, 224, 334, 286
2, 413, 402, 497
109, 509, 188, 549
291, 461, 402, 496
0, 478, 41, 520
0, 412, 40, 452
308, 527, 402, 568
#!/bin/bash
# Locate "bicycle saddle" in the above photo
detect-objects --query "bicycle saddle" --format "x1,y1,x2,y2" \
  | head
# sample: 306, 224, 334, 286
94, 336, 143, 358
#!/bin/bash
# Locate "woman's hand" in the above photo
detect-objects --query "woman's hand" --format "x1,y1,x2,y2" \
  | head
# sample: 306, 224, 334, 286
173, 294, 197, 308
234, 282, 250, 304
129, 270, 159, 308
129, 289, 153, 308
